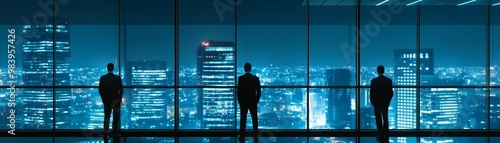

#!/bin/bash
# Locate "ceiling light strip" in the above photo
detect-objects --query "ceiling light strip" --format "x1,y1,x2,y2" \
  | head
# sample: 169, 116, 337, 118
376, 0, 389, 6
457, 0, 475, 6
406, 0, 422, 6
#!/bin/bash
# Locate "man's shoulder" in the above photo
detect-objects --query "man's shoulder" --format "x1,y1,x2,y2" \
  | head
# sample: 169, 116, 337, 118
100, 74, 109, 79
101, 73, 120, 79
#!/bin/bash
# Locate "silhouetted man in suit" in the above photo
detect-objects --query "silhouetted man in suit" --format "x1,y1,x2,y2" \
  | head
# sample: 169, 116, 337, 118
370, 65, 393, 143
99, 63, 124, 143
237, 63, 261, 143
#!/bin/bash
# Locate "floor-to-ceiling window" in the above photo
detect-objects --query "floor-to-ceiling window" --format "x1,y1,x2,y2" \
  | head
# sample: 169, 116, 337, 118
1, 0, 499, 143
491, 0, 500, 130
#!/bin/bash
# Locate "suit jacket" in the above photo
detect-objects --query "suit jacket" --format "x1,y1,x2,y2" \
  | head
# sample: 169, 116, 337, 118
99, 73, 124, 105
370, 75, 393, 107
237, 73, 261, 105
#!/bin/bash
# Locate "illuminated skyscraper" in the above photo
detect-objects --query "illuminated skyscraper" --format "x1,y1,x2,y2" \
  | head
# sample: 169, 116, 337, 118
197, 41, 235, 129
325, 69, 352, 129
88, 98, 104, 129
420, 77, 462, 130
22, 18, 72, 129
394, 49, 433, 143
492, 90, 500, 129
126, 60, 172, 129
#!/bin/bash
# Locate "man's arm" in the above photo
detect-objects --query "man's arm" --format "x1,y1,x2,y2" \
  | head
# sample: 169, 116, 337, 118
369, 79, 375, 105
237, 76, 241, 104
389, 80, 393, 101
118, 76, 124, 96
256, 77, 261, 103
98, 77, 103, 95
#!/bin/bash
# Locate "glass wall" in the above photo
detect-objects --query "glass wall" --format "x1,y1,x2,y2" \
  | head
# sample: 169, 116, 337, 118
120, 0, 175, 130
420, 5, 488, 130
1, 0, 500, 142
309, 4, 357, 130
360, 3, 417, 131
179, 0, 236, 130
491, 2, 500, 130
237, 0, 307, 130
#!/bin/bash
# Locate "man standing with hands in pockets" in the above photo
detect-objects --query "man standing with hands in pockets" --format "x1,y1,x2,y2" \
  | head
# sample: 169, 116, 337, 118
370, 65, 393, 143
237, 62, 261, 143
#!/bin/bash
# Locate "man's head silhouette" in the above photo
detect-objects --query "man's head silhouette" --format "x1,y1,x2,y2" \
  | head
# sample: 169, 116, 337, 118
107, 63, 114, 72
244, 63, 252, 72
377, 65, 384, 75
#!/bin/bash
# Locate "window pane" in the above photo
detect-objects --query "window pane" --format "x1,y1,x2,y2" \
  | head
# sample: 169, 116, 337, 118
310, 137, 355, 143
1, 0, 60, 130
361, 4, 417, 130
120, 0, 174, 86
360, 88, 399, 130
421, 6, 487, 86
420, 137, 487, 143
0, 0, 55, 88
179, 0, 235, 86
309, 88, 355, 129
179, 88, 201, 129
1, 88, 55, 129
236, 88, 307, 129
237, 88, 306, 129
59, 0, 119, 86
0, 137, 52, 143
126, 137, 174, 143
490, 1, 500, 130
179, 137, 234, 143
55, 0, 119, 129
124, 88, 175, 129
189, 137, 306, 143
492, 137, 500, 142
309, 5, 356, 86
179, 88, 235, 129
420, 88, 487, 129
361, 137, 416, 143
55, 137, 104, 143
237, 0, 307, 86
490, 89, 500, 129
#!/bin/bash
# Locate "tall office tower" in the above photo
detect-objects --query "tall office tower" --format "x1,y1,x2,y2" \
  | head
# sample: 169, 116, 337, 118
360, 106, 376, 129
492, 90, 500, 129
309, 89, 327, 128
420, 76, 462, 143
22, 17, 72, 129
325, 69, 352, 129
71, 88, 91, 129
197, 41, 235, 129
125, 60, 171, 129
420, 76, 461, 130
394, 49, 433, 143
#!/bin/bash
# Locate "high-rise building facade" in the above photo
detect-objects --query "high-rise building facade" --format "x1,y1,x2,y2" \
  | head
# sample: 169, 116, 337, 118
126, 60, 172, 129
197, 41, 235, 129
325, 69, 352, 129
420, 76, 462, 130
22, 18, 72, 129
394, 49, 433, 142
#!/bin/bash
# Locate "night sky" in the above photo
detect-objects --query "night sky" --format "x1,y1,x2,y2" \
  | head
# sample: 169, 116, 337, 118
1, 0, 499, 68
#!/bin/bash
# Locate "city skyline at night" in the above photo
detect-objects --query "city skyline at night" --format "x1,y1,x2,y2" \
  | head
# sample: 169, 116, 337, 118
0, 1, 499, 142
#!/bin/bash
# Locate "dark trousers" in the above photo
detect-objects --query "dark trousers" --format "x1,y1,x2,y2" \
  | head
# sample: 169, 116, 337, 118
374, 105, 389, 142
104, 98, 121, 143
240, 103, 258, 142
